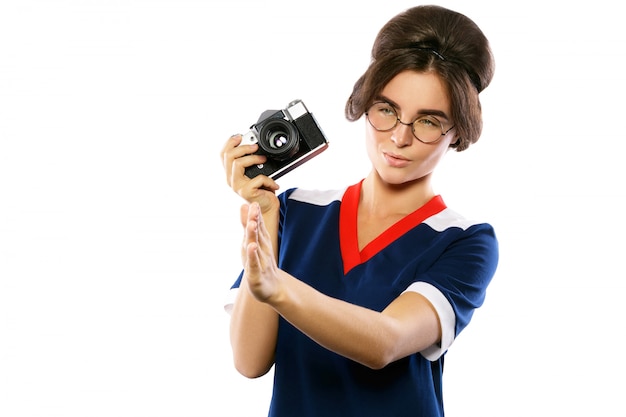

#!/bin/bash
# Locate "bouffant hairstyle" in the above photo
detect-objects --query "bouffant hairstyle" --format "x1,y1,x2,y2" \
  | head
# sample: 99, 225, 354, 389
345, 5, 495, 151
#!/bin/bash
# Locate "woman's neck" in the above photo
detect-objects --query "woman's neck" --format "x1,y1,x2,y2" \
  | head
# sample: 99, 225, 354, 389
360, 171, 436, 217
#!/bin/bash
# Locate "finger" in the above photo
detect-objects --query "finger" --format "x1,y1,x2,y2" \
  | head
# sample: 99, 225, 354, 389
244, 239, 263, 294
228, 152, 268, 192
248, 204, 274, 261
241, 203, 260, 241
245, 218, 259, 248
221, 135, 263, 186
244, 202, 260, 239
244, 204, 261, 262
246, 174, 280, 193
246, 241, 260, 268
219, 134, 242, 162
226, 144, 262, 167
230, 153, 266, 179
239, 203, 250, 229
247, 201, 261, 224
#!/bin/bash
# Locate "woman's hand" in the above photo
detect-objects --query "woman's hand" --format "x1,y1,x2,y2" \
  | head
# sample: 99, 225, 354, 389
220, 134, 280, 214
240, 202, 282, 303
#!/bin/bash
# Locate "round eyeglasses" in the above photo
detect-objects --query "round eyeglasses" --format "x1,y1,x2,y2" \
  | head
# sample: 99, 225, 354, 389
365, 102, 455, 144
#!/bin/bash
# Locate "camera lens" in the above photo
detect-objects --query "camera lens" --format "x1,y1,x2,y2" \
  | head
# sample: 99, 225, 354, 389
258, 119, 299, 160
267, 132, 289, 149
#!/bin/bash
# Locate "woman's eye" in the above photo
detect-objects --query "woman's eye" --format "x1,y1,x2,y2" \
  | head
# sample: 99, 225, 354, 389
417, 116, 441, 128
378, 105, 396, 117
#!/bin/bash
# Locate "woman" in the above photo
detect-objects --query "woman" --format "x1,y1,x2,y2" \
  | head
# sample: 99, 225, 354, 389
220, 5, 498, 416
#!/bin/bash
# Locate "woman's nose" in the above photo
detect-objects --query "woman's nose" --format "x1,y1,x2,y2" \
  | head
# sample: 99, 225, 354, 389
390, 122, 414, 147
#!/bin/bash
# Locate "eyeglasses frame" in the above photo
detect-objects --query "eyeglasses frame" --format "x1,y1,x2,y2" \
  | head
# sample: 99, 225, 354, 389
365, 101, 455, 144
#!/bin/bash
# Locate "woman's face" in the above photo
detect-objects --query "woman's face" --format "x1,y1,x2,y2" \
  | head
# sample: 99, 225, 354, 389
365, 70, 456, 186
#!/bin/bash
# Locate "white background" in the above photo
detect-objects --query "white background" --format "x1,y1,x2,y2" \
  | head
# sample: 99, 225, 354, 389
1, 0, 625, 416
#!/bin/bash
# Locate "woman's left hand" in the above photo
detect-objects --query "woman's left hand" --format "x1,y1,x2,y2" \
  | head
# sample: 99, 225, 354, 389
240, 202, 282, 303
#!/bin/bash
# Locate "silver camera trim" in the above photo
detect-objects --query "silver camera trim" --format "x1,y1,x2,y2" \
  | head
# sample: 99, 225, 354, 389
240, 130, 259, 146
285, 99, 308, 120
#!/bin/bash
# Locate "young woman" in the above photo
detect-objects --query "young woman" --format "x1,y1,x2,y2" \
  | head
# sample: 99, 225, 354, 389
220, 5, 498, 416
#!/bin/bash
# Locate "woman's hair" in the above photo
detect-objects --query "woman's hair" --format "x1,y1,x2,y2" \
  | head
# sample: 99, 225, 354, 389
345, 5, 495, 151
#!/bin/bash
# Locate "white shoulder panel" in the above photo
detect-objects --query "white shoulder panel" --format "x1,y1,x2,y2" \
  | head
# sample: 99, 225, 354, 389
288, 188, 346, 206
423, 207, 481, 232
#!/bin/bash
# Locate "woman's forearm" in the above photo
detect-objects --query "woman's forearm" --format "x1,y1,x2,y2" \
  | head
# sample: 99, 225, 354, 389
229, 283, 279, 378
230, 206, 281, 378
269, 271, 441, 370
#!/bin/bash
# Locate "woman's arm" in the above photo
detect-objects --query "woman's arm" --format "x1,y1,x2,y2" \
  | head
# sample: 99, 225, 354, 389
229, 204, 281, 378
221, 135, 282, 378
242, 202, 442, 370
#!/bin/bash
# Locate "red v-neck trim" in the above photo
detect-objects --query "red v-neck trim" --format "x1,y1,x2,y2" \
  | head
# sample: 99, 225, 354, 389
339, 180, 447, 275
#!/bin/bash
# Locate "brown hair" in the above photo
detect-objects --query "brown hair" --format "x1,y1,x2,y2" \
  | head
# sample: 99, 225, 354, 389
345, 5, 495, 151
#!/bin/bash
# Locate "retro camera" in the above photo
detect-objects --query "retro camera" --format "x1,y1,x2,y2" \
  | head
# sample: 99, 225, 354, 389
239, 99, 329, 179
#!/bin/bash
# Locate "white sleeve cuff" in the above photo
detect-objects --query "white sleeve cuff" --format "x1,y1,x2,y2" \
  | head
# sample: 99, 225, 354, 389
224, 287, 239, 315
403, 282, 456, 361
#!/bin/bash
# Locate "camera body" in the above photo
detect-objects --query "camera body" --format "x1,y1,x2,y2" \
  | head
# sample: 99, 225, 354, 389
239, 99, 329, 179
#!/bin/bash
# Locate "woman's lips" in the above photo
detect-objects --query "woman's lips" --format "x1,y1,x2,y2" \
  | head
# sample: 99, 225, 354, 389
383, 151, 410, 167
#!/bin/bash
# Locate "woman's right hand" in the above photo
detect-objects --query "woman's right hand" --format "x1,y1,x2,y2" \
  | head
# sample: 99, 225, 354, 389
220, 134, 280, 215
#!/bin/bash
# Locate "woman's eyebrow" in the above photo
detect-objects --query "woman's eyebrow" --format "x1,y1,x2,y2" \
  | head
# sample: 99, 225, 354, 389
418, 109, 450, 121
376, 94, 451, 121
